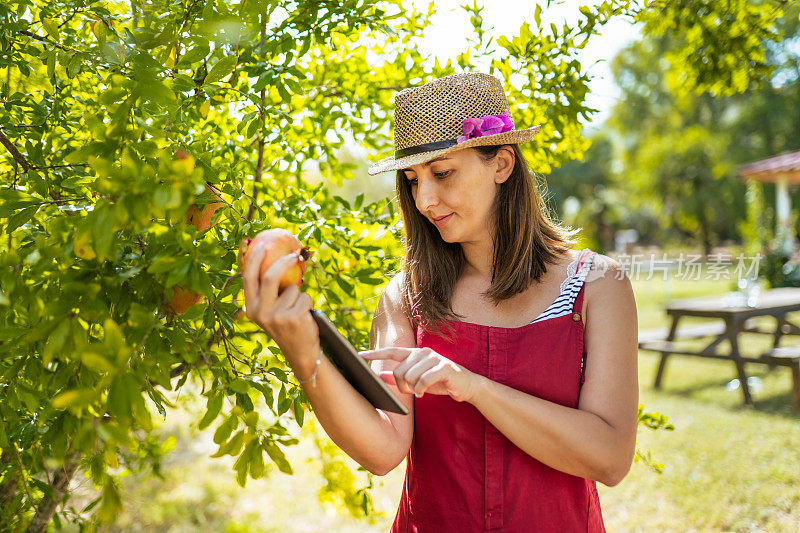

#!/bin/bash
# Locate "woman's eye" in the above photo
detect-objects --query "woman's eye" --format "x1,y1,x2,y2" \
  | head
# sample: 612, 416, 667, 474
406, 171, 449, 186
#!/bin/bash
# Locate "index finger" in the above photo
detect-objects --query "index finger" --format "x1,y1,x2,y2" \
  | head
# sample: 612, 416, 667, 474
242, 242, 268, 307
359, 347, 412, 362
242, 247, 298, 309
379, 371, 397, 387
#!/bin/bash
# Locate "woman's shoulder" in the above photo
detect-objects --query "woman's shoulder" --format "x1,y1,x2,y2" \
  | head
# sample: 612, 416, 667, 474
370, 271, 416, 349
557, 248, 632, 299
582, 251, 635, 314
582, 251, 628, 285
551, 247, 595, 278
380, 271, 408, 313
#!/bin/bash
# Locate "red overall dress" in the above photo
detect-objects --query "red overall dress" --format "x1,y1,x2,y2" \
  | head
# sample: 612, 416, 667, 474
391, 251, 605, 532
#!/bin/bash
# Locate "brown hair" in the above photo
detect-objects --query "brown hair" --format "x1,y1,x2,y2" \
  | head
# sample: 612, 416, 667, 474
396, 144, 578, 340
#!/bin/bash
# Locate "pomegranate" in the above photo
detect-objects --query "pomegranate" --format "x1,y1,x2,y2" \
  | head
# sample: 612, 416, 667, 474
164, 286, 204, 314
163, 185, 224, 314
185, 185, 224, 232
238, 229, 312, 292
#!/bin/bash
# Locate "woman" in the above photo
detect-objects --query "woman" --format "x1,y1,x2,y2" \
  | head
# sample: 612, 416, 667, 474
242, 72, 638, 532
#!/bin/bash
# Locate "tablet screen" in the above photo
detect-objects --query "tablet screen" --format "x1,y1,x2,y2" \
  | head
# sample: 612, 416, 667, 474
310, 309, 409, 415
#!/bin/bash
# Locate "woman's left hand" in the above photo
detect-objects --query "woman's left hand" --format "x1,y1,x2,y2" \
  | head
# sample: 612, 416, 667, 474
359, 347, 482, 403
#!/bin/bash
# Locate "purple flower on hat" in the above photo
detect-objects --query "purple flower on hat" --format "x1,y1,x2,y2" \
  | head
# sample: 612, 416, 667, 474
456, 109, 514, 144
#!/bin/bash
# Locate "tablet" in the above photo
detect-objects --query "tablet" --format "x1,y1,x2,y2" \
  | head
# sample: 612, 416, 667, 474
310, 309, 409, 415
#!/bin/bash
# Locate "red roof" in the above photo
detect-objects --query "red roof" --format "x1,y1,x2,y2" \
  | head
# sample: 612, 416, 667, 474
740, 150, 800, 183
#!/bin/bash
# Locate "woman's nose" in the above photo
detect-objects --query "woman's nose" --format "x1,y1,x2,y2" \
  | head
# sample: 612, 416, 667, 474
415, 178, 439, 212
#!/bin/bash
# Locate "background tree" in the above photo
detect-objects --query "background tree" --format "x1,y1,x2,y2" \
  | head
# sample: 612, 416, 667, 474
546, 134, 619, 252
564, 0, 800, 255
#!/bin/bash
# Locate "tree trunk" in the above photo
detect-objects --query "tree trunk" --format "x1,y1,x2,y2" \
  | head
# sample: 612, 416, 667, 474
247, 16, 268, 223
0, 448, 18, 514
25, 452, 80, 533
698, 205, 712, 257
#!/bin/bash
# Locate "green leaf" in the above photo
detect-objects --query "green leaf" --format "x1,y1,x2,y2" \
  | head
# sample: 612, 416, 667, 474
43, 319, 71, 365
253, 382, 274, 410
252, 72, 273, 92
204, 55, 237, 85
67, 53, 83, 78
5, 205, 38, 234
97, 479, 122, 523
213, 415, 237, 444
277, 383, 291, 414
51, 388, 96, 409
198, 391, 223, 430
269, 366, 288, 383
47, 51, 56, 79
355, 270, 383, 285
178, 41, 210, 66
249, 442, 265, 479
293, 397, 304, 427
79, 348, 114, 373
264, 441, 293, 474
42, 17, 60, 40
210, 429, 245, 458
103, 318, 127, 363
335, 276, 353, 293
233, 438, 256, 486
228, 378, 249, 394
333, 195, 351, 210
168, 74, 196, 92
246, 118, 261, 138
276, 82, 291, 101
106, 376, 130, 419
148, 256, 182, 274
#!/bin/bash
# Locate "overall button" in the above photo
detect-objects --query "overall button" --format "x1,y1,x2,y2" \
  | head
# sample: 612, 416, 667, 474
572, 313, 581, 322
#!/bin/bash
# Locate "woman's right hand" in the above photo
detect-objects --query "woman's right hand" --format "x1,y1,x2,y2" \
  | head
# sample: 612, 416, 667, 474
242, 243, 321, 377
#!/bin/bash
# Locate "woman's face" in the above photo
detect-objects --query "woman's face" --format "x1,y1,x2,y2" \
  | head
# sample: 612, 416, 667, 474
402, 147, 514, 244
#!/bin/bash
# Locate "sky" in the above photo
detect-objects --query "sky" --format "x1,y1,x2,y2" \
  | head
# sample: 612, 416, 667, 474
407, 0, 642, 128
314, 0, 643, 180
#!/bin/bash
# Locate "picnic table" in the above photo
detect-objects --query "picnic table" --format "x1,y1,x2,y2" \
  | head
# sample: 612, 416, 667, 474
638, 287, 800, 408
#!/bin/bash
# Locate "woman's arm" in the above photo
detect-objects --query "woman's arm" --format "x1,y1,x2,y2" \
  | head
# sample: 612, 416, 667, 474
467, 257, 639, 486
303, 273, 415, 476
242, 248, 413, 475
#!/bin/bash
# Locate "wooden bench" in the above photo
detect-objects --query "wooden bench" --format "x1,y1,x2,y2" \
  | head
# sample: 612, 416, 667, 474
637, 319, 768, 344
638, 289, 800, 406
759, 346, 800, 409
637, 321, 727, 344
638, 318, 800, 409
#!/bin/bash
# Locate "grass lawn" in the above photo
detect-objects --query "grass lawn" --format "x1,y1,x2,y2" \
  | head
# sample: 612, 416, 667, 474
86, 271, 800, 532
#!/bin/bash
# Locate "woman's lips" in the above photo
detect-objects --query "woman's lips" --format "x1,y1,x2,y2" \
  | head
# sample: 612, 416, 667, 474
433, 213, 453, 227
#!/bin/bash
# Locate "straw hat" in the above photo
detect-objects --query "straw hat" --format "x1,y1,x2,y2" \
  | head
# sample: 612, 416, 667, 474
367, 72, 542, 175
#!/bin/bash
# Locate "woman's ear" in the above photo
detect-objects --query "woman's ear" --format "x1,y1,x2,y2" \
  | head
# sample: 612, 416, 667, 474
494, 145, 516, 184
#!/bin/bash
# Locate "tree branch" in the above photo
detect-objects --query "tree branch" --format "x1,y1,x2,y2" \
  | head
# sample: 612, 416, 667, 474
248, 16, 268, 223
0, 128, 87, 173
0, 128, 32, 172
25, 452, 80, 533
0, 448, 19, 515
10, 445, 34, 509
18, 30, 75, 53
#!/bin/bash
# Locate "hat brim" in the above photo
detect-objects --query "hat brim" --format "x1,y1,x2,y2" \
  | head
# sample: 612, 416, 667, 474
367, 125, 542, 175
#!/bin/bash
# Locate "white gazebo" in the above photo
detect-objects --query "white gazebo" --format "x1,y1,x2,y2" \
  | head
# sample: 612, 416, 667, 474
740, 150, 800, 254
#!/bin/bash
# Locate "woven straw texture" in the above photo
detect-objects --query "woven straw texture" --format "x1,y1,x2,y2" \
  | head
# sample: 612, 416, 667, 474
367, 72, 542, 175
